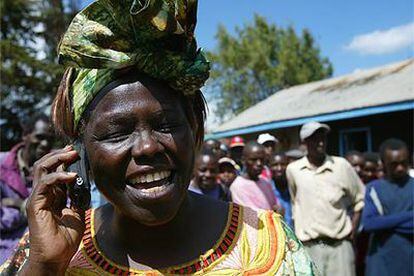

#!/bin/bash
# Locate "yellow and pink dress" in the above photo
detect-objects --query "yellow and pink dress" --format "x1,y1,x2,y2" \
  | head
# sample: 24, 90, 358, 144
1, 203, 317, 275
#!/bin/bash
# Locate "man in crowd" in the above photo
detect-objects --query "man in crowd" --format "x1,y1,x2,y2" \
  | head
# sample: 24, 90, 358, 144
189, 151, 231, 202
257, 133, 278, 180
218, 157, 237, 189
203, 139, 221, 156
229, 136, 245, 170
361, 152, 379, 184
218, 143, 229, 159
286, 121, 365, 276
0, 114, 54, 263
257, 133, 278, 162
346, 151, 378, 275
362, 139, 413, 276
346, 150, 365, 180
270, 152, 293, 228
230, 141, 279, 211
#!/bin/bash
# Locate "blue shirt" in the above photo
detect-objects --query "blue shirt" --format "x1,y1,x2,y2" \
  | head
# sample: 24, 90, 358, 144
271, 180, 293, 229
188, 181, 231, 202
362, 177, 414, 276
202, 185, 221, 199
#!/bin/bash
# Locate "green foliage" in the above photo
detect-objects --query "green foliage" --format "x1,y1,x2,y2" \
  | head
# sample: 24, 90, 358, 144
0, 0, 79, 150
207, 15, 333, 121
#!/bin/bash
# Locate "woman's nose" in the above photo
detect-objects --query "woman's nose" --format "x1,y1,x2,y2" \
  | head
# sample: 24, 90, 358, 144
131, 131, 162, 159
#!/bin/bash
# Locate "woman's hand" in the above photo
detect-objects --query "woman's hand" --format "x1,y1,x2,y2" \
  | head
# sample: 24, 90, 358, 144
22, 145, 85, 275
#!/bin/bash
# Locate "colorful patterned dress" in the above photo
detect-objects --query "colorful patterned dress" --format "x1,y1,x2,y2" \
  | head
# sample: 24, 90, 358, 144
1, 204, 317, 275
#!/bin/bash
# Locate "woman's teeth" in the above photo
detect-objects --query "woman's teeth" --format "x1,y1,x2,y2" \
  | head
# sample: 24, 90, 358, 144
130, 170, 171, 184
127, 170, 176, 200
139, 184, 172, 196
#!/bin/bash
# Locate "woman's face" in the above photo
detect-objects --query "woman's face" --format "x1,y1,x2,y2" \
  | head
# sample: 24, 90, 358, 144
82, 77, 195, 226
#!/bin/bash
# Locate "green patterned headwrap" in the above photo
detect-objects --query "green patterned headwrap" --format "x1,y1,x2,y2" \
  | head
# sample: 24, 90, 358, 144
58, 0, 210, 128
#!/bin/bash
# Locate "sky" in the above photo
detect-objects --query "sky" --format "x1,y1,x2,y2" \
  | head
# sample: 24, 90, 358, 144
81, 0, 413, 76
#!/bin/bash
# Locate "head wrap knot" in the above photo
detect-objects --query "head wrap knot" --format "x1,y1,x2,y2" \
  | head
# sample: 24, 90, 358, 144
58, 0, 210, 128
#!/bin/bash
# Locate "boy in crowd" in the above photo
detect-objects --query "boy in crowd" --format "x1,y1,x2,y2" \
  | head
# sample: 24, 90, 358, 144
230, 141, 279, 211
362, 139, 413, 276
361, 152, 379, 184
352, 151, 380, 275
203, 139, 221, 156
218, 157, 237, 189
270, 152, 293, 228
257, 133, 279, 180
229, 136, 245, 170
189, 151, 231, 202
346, 150, 365, 180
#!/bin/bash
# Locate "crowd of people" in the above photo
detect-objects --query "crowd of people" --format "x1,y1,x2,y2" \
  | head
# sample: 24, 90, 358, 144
1, 111, 413, 276
0, 0, 412, 274
187, 121, 413, 276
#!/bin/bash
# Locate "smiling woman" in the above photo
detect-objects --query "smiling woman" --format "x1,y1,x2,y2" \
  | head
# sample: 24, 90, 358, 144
80, 74, 198, 225
0, 0, 317, 275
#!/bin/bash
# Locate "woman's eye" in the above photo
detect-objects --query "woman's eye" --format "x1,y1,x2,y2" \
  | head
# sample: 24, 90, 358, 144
157, 123, 181, 133
103, 133, 129, 143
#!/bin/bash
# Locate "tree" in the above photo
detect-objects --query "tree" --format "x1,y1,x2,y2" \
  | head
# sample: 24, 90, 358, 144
0, 0, 79, 150
207, 15, 333, 121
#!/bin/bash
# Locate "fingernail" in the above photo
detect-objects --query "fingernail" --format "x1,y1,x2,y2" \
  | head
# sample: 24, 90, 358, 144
65, 145, 73, 150
67, 172, 77, 177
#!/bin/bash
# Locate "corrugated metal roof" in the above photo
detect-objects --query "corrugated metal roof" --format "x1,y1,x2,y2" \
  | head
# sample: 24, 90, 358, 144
213, 59, 414, 134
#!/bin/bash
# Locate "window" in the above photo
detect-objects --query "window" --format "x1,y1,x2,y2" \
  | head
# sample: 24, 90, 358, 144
339, 127, 372, 156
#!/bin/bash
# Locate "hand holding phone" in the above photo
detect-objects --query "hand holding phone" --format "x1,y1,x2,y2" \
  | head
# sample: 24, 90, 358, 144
24, 146, 86, 273
67, 141, 91, 210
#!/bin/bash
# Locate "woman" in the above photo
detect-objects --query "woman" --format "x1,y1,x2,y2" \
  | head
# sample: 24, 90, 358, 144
1, 0, 316, 274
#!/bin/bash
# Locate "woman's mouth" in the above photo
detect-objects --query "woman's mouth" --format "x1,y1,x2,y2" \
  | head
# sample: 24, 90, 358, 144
126, 170, 176, 201
130, 170, 171, 185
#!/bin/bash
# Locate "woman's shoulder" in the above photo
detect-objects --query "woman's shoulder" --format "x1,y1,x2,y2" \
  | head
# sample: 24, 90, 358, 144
1, 206, 318, 275
70, 205, 318, 275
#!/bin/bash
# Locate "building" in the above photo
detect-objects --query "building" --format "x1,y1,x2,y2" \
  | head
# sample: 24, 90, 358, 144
210, 59, 414, 155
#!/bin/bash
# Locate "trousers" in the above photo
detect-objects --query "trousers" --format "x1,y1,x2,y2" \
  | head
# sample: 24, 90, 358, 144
304, 239, 355, 276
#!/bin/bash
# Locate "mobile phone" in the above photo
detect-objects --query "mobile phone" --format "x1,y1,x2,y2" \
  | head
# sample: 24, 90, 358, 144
66, 140, 91, 210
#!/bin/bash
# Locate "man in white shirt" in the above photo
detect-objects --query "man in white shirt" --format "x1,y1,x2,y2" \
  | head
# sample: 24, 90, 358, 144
286, 121, 365, 276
